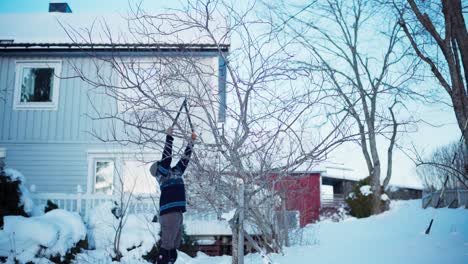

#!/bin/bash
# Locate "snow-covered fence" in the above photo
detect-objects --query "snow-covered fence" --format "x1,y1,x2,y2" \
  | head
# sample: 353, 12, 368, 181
422, 189, 468, 208
31, 186, 160, 217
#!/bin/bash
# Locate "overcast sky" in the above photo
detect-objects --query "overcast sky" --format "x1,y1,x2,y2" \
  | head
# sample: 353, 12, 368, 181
0, 0, 461, 189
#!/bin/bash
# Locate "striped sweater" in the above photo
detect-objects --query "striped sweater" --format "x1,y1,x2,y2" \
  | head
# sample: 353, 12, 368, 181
150, 135, 194, 215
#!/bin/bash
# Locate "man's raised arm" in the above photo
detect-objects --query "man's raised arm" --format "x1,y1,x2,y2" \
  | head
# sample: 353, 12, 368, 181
160, 127, 174, 170
174, 132, 197, 174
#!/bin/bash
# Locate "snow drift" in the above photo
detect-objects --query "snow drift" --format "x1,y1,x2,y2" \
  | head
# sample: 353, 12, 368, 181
174, 200, 468, 264
0, 209, 86, 263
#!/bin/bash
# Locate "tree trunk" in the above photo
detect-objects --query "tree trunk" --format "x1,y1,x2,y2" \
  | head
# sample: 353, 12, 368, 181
231, 223, 239, 264
238, 184, 245, 264
371, 169, 383, 215
281, 195, 289, 247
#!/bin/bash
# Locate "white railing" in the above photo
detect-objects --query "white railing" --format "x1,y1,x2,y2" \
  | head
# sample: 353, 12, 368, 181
31, 187, 160, 218
422, 189, 468, 208
321, 194, 345, 208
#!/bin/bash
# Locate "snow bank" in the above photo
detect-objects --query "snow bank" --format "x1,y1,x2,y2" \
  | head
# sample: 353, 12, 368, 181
86, 202, 159, 261
174, 200, 468, 264
0, 209, 86, 263
283, 200, 468, 264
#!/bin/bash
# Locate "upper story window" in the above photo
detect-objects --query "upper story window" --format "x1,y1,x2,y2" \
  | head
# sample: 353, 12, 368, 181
14, 60, 62, 110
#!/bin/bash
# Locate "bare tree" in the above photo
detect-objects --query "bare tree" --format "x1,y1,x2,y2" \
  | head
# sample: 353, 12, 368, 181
417, 141, 468, 190
280, 0, 419, 214
60, 0, 353, 262
393, 0, 468, 150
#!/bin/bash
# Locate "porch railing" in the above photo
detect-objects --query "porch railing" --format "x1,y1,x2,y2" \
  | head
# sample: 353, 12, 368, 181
30, 187, 222, 223
31, 186, 160, 218
321, 194, 345, 208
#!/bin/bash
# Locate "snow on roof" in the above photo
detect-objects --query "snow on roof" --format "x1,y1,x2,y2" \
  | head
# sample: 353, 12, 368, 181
321, 166, 363, 182
291, 165, 423, 190
0, 12, 229, 46
289, 162, 363, 182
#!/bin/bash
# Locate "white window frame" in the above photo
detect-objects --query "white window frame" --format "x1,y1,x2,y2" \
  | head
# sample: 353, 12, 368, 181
87, 154, 118, 195
13, 60, 62, 110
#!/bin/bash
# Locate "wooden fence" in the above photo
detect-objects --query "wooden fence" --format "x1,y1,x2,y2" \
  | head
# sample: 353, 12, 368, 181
422, 189, 468, 208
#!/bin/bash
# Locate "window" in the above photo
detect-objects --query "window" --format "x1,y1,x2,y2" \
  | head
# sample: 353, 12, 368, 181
94, 160, 115, 195
87, 151, 160, 196
14, 61, 62, 110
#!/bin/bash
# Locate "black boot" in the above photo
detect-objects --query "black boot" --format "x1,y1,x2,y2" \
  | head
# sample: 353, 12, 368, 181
156, 248, 170, 264
168, 249, 178, 263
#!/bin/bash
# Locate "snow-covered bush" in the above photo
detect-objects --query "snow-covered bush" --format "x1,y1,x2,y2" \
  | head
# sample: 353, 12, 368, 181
0, 209, 86, 263
86, 202, 160, 262
0, 169, 33, 226
345, 178, 372, 218
346, 177, 390, 218
0, 168, 41, 227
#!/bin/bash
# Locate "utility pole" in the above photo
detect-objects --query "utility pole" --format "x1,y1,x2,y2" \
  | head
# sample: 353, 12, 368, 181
238, 183, 245, 264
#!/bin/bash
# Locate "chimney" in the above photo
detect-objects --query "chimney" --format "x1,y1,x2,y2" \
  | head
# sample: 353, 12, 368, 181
49, 2, 72, 13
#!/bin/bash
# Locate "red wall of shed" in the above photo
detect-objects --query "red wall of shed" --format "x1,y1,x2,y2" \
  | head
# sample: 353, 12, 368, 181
272, 173, 321, 227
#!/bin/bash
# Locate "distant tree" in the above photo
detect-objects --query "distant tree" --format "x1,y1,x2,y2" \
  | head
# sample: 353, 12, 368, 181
417, 141, 468, 190
282, 0, 419, 214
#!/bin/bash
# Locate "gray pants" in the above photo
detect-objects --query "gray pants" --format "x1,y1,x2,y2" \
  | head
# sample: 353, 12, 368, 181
159, 211, 183, 250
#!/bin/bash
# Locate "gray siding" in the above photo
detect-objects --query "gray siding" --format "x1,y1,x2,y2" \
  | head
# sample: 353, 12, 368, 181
0, 56, 116, 142
4, 143, 87, 192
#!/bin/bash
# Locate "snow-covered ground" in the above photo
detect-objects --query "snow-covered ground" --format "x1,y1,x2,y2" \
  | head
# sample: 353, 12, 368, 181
173, 200, 468, 264
2, 199, 466, 263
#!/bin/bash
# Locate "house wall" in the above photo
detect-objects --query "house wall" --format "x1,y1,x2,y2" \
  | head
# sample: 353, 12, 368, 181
0, 52, 225, 193
2, 142, 104, 192
273, 173, 321, 227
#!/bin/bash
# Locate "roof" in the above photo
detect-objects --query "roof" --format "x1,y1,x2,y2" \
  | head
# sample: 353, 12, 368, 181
0, 42, 229, 53
289, 166, 423, 190
0, 12, 229, 50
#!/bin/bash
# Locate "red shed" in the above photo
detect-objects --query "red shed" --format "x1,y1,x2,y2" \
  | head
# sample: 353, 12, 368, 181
271, 172, 321, 227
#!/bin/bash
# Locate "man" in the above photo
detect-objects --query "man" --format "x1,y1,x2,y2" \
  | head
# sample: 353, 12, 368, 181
150, 127, 196, 264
